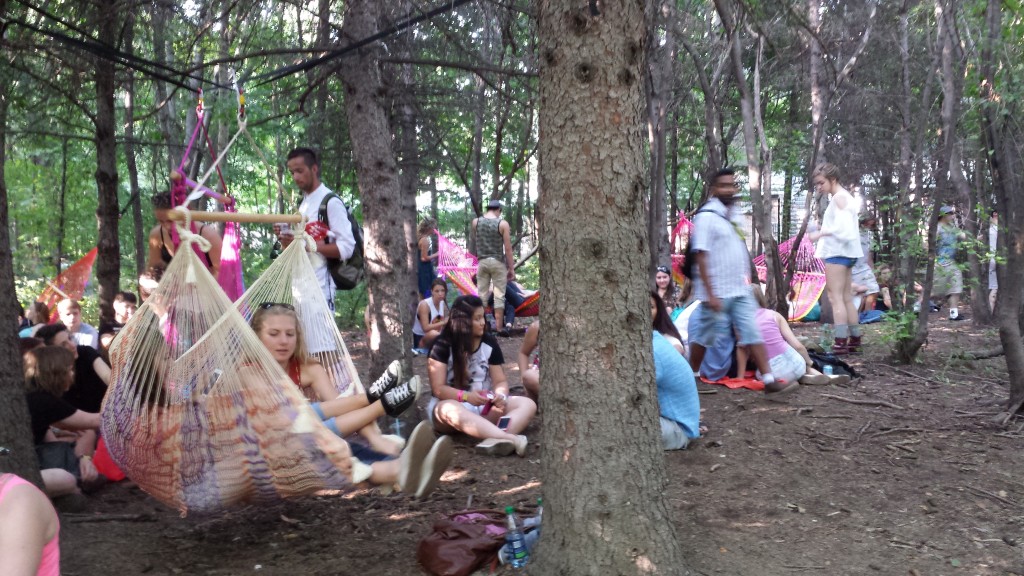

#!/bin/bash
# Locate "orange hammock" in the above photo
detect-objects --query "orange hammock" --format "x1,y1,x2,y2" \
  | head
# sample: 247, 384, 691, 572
38, 247, 98, 322
752, 236, 826, 322
435, 232, 539, 318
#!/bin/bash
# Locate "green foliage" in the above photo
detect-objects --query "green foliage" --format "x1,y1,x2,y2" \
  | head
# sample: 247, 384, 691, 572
877, 310, 920, 354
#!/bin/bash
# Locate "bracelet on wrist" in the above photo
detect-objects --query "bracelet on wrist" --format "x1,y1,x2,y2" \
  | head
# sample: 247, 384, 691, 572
79, 454, 92, 461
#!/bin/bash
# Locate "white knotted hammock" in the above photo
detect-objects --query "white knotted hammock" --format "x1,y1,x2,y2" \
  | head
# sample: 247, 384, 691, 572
102, 217, 355, 515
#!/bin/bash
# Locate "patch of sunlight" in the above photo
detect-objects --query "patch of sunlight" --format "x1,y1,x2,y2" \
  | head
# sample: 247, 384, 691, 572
634, 554, 657, 573
387, 510, 431, 521
494, 480, 542, 496
442, 469, 469, 482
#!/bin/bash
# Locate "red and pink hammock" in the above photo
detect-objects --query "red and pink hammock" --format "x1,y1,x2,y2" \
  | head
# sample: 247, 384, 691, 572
670, 215, 824, 321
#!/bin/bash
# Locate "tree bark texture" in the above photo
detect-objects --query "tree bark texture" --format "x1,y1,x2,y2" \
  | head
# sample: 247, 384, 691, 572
337, 0, 410, 381
535, 1, 692, 573
93, 0, 120, 326
0, 68, 43, 484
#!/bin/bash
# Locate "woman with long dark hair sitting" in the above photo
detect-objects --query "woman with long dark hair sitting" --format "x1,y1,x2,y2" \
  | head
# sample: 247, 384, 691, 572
427, 295, 537, 457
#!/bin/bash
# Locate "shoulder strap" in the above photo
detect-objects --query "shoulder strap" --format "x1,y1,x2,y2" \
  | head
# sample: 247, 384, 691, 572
318, 193, 338, 225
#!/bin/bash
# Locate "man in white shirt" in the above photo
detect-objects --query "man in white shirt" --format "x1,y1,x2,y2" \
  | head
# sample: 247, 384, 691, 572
275, 147, 357, 311
57, 298, 100, 350
687, 168, 796, 397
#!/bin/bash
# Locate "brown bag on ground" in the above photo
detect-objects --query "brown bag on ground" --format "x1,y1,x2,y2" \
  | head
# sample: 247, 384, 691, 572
417, 509, 507, 576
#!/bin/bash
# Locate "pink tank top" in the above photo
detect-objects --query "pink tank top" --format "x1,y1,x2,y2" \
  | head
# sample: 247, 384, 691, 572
0, 474, 60, 576
755, 308, 789, 359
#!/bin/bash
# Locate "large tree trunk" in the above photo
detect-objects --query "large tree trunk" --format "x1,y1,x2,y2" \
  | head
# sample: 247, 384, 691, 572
152, 0, 182, 174
93, 0, 120, 326
0, 63, 42, 484
980, 0, 1024, 416
338, 0, 409, 381
535, 1, 691, 573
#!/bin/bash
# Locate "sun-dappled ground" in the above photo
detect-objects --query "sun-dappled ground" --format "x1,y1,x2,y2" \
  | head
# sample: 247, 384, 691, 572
60, 314, 1023, 576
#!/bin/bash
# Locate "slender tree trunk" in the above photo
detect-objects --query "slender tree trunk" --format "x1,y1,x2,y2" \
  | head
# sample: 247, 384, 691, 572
535, 1, 691, 573
980, 0, 1024, 415
645, 0, 674, 274
123, 13, 145, 276
152, 0, 182, 173
0, 64, 43, 484
56, 139, 67, 274
338, 0, 409, 379
714, 0, 785, 313
93, 0, 120, 326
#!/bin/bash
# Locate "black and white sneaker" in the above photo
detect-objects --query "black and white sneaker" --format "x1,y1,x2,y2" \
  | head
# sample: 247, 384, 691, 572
381, 375, 422, 417
366, 360, 402, 403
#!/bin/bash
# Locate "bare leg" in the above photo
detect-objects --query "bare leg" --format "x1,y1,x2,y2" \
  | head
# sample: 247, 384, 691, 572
824, 263, 850, 326
41, 469, 78, 498
842, 268, 859, 330
495, 309, 505, 331
990, 289, 997, 312
327, 403, 385, 437
360, 421, 401, 457
499, 397, 537, 434
688, 343, 706, 374
735, 345, 750, 377
748, 343, 774, 381
367, 459, 399, 486
316, 395, 371, 418
421, 330, 441, 349
432, 399, 531, 441
521, 367, 540, 401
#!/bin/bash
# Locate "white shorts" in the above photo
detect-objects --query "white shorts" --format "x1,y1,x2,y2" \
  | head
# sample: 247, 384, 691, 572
759, 346, 807, 383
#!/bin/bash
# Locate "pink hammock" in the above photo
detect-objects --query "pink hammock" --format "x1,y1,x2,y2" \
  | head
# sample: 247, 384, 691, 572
752, 236, 825, 321
436, 232, 478, 297
170, 92, 245, 301
669, 215, 694, 287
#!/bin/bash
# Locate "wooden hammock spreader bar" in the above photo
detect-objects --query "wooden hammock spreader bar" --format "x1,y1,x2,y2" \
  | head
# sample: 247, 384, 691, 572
166, 210, 302, 224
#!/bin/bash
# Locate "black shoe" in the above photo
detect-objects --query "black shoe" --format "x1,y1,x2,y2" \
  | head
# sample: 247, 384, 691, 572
382, 376, 422, 416
366, 360, 402, 402
949, 315, 965, 321
497, 329, 511, 337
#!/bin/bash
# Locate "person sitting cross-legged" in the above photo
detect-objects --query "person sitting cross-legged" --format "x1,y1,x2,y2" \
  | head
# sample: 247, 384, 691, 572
427, 295, 537, 457
411, 278, 448, 356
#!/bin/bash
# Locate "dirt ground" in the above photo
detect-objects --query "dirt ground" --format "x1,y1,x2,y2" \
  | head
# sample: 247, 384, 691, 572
61, 314, 1024, 576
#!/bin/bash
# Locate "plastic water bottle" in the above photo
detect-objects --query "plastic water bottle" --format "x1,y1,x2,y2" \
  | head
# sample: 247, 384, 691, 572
504, 506, 530, 569
823, 365, 834, 376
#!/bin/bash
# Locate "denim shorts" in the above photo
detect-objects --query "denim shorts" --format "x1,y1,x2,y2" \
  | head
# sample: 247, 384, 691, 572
349, 442, 394, 464
824, 256, 857, 267
689, 292, 764, 347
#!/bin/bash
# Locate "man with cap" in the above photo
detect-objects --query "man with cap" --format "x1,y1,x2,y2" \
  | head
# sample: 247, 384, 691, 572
935, 205, 967, 321
472, 199, 515, 336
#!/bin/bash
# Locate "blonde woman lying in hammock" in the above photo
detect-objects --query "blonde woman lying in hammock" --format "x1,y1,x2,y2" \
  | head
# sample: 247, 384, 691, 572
251, 303, 452, 497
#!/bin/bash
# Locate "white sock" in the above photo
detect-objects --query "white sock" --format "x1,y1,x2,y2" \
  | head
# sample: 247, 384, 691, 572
949, 308, 959, 319
761, 373, 776, 385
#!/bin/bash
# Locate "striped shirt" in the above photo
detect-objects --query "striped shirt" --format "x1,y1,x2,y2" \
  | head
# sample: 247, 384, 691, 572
690, 197, 750, 300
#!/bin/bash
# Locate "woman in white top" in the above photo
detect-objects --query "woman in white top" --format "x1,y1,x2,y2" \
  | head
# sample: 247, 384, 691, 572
412, 278, 448, 355
808, 163, 864, 355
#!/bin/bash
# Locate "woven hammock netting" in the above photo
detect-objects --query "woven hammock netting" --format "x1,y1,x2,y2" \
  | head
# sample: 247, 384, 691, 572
101, 227, 354, 515
39, 247, 99, 323
752, 235, 826, 322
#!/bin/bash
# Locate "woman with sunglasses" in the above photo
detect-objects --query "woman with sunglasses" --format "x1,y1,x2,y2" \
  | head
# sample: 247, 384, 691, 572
427, 295, 537, 457
251, 303, 452, 497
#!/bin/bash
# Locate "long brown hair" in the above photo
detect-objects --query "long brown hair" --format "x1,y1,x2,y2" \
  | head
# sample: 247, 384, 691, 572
437, 295, 484, 390
25, 345, 75, 397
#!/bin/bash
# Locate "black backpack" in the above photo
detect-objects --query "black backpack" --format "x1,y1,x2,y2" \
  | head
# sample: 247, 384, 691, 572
319, 193, 365, 290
